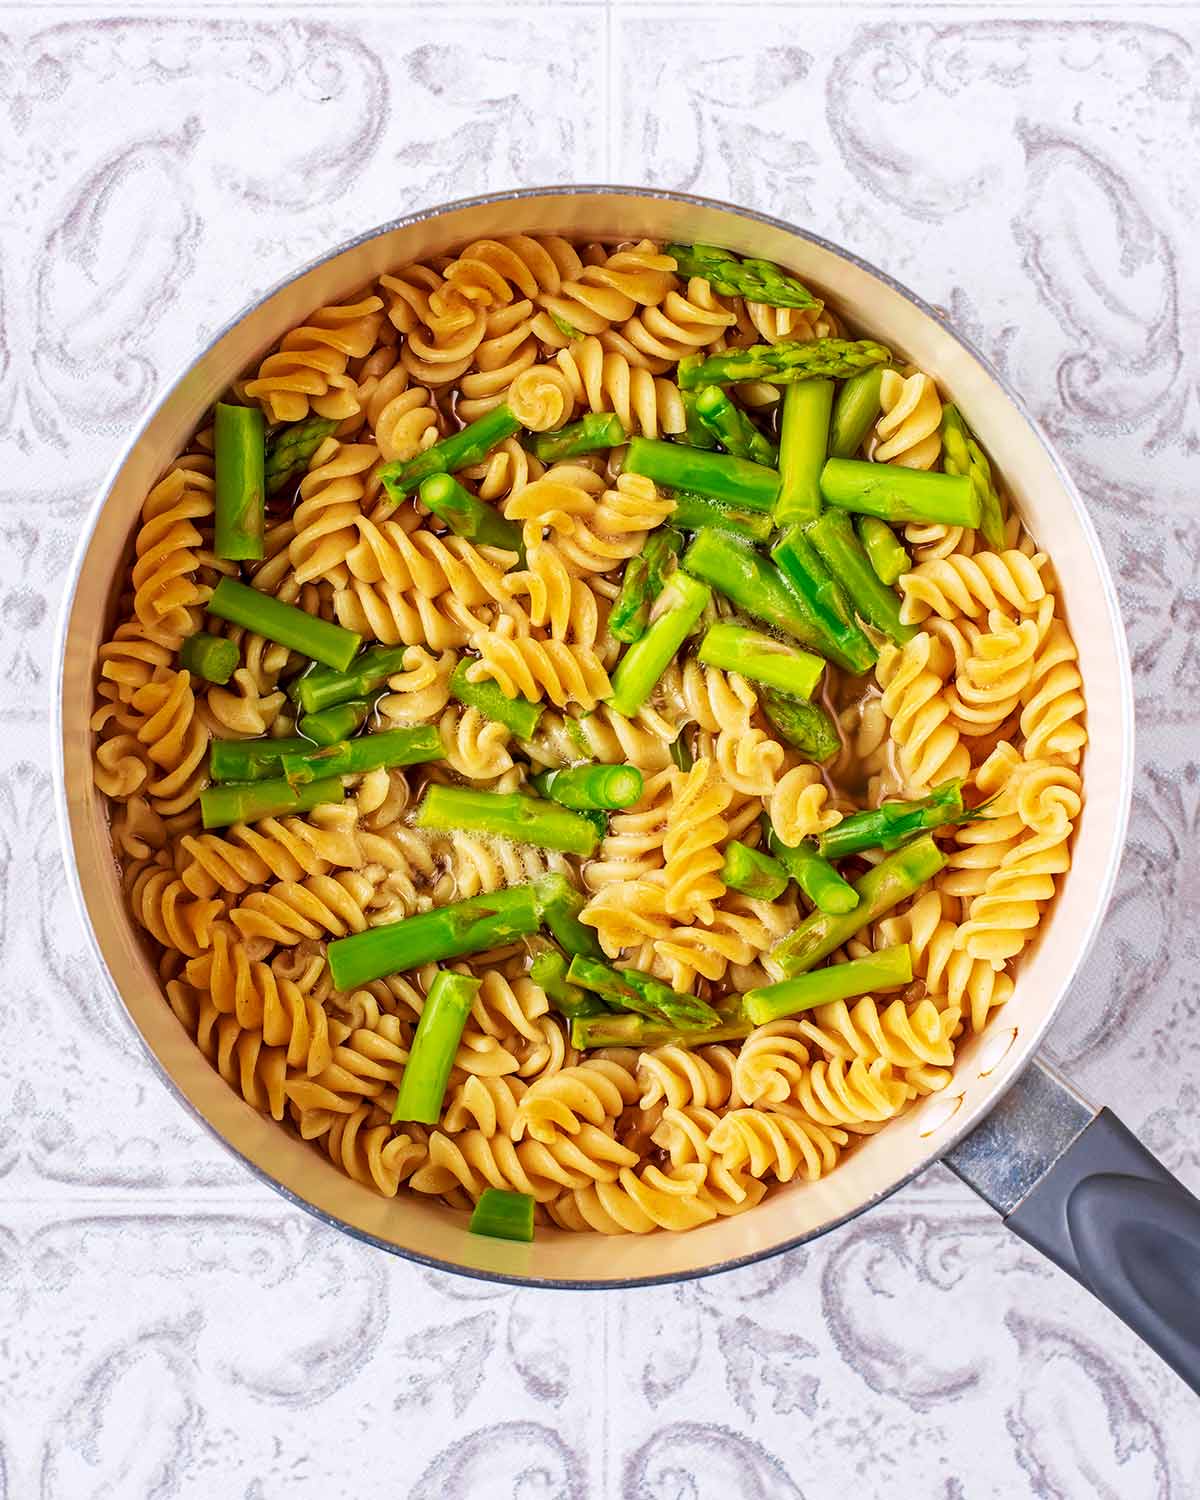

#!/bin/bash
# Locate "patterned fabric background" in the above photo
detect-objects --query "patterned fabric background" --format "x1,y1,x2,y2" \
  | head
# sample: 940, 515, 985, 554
6, 3, 1198, 1493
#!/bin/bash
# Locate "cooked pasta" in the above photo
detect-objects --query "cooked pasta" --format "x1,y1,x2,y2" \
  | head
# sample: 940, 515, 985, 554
91, 229, 1086, 1238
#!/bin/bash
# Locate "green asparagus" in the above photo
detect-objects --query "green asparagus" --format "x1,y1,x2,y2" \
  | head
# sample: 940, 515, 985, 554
940, 404, 1007, 549
669, 733, 694, 772
681, 529, 864, 671
392, 970, 481, 1125
180, 632, 239, 685
679, 390, 719, 449
816, 780, 967, 859
721, 841, 789, 901
213, 403, 266, 562
677, 338, 891, 392
697, 623, 824, 701
416, 785, 599, 857
610, 526, 683, 644
379, 404, 521, 502
294, 645, 415, 716
468, 1187, 535, 1243
449, 658, 543, 739
855, 516, 911, 586
805, 509, 916, 645
328, 885, 542, 990
767, 826, 858, 914
664, 243, 820, 309
829, 366, 886, 459
297, 698, 371, 746
209, 736, 312, 783
760, 690, 841, 762
264, 416, 338, 496
418, 473, 525, 556
669, 491, 774, 544
280, 726, 444, 782
768, 529, 879, 673
531, 763, 644, 811
694, 386, 779, 467
529, 944, 605, 1021
774, 378, 834, 525
743, 945, 913, 1025
623, 436, 779, 512
770, 834, 946, 975
607, 572, 711, 718
572, 1013, 753, 1049
200, 774, 344, 830
566, 956, 721, 1031
532, 873, 605, 961
819, 458, 980, 528
528, 412, 626, 463
207, 577, 361, 671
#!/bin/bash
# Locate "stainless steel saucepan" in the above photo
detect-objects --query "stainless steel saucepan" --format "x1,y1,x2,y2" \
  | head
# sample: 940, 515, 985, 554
54, 188, 1200, 1393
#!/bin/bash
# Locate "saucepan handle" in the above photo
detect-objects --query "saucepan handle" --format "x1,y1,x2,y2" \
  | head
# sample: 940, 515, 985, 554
944, 1059, 1200, 1396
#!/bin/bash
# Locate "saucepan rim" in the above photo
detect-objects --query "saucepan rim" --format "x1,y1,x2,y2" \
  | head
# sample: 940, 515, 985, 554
53, 184, 1135, 1288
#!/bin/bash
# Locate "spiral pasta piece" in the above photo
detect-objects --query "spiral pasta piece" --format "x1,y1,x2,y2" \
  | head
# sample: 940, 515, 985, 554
129, 460, 215, 643
602, 277, 735, 366
548, 339, 686, 438
795, 996, 961, 1095
899, 550, 1048, 625
873, 369, 942, 469
707, 1111, 847, 1184
768, 764, 840, 846
876, 633, 970, 796
636, 1044, 742, 1111
243, 294, 384, 422
230, 870, 379, 947
466, 632, 611, 711
1019, 617, 1088, 763
511, 1059, 640, 1144
661, 761, 731, 922
180, 804, 362, 897
546, 1163, 717, 1234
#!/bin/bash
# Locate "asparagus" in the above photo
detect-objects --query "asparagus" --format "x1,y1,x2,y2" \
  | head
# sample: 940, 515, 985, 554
679, 390, 719, 449
829, 366, 886, 459
721, 841, 789, 901
669, 491, 774, 544
264, 416, 338, 496
207, 577, 361, 672
294, 645, 414, 716
940, 404, 1007, 549
530, 944, 605, 1021
200, 774, 344, 830
328, 885, 543, 990
532, 873, 605, 960
531, 764, 644, 811
379, 404, 521, 502
468, 1187, 535, 1243
681, 529, 863, 670
774, 378, 833, 525
819, 458, 980, 528
610, 526, 683, 644
607, 572, 711, 718
669, 733, 694, 772
694, 386, 779, 467
572, 1013, 753, 1049
209, 736, 312, 783
180, 632, 239, 685
566, 956, 721, 1031
770, 834, 946, 975
761, 690, 842, 763
392, 970, 481, 1125
677, 338, 891, 392
298, 698, 371, 746
418, 473, 525, 555
768, 530, 878, 673
805, 510, 917, 645
213, 403, 266, 562
416, 785, 599, 857
449, 658, 543, 739
528, 412, 626, 463
743, 945, 913, 1025
623, 436, 779, 512
665, 243, 820, 308
855, 516, 910, 586
280, 726, 444, 782
767, 826, 858, 914
816, 779, 967, 860
698, 622, 824, 701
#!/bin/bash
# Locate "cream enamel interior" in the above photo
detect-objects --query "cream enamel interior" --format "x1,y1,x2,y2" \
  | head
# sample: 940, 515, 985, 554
56, 189, 1133, 1285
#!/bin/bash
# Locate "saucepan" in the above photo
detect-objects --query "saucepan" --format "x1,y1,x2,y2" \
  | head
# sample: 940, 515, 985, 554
53, 187, 1200, 1393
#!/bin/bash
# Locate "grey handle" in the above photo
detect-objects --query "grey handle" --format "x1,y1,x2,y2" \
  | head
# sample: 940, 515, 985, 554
946, 1061, 1200, 1396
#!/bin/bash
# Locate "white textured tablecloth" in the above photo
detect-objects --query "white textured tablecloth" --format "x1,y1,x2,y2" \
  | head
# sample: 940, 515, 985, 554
6, 4, 1199, 1493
